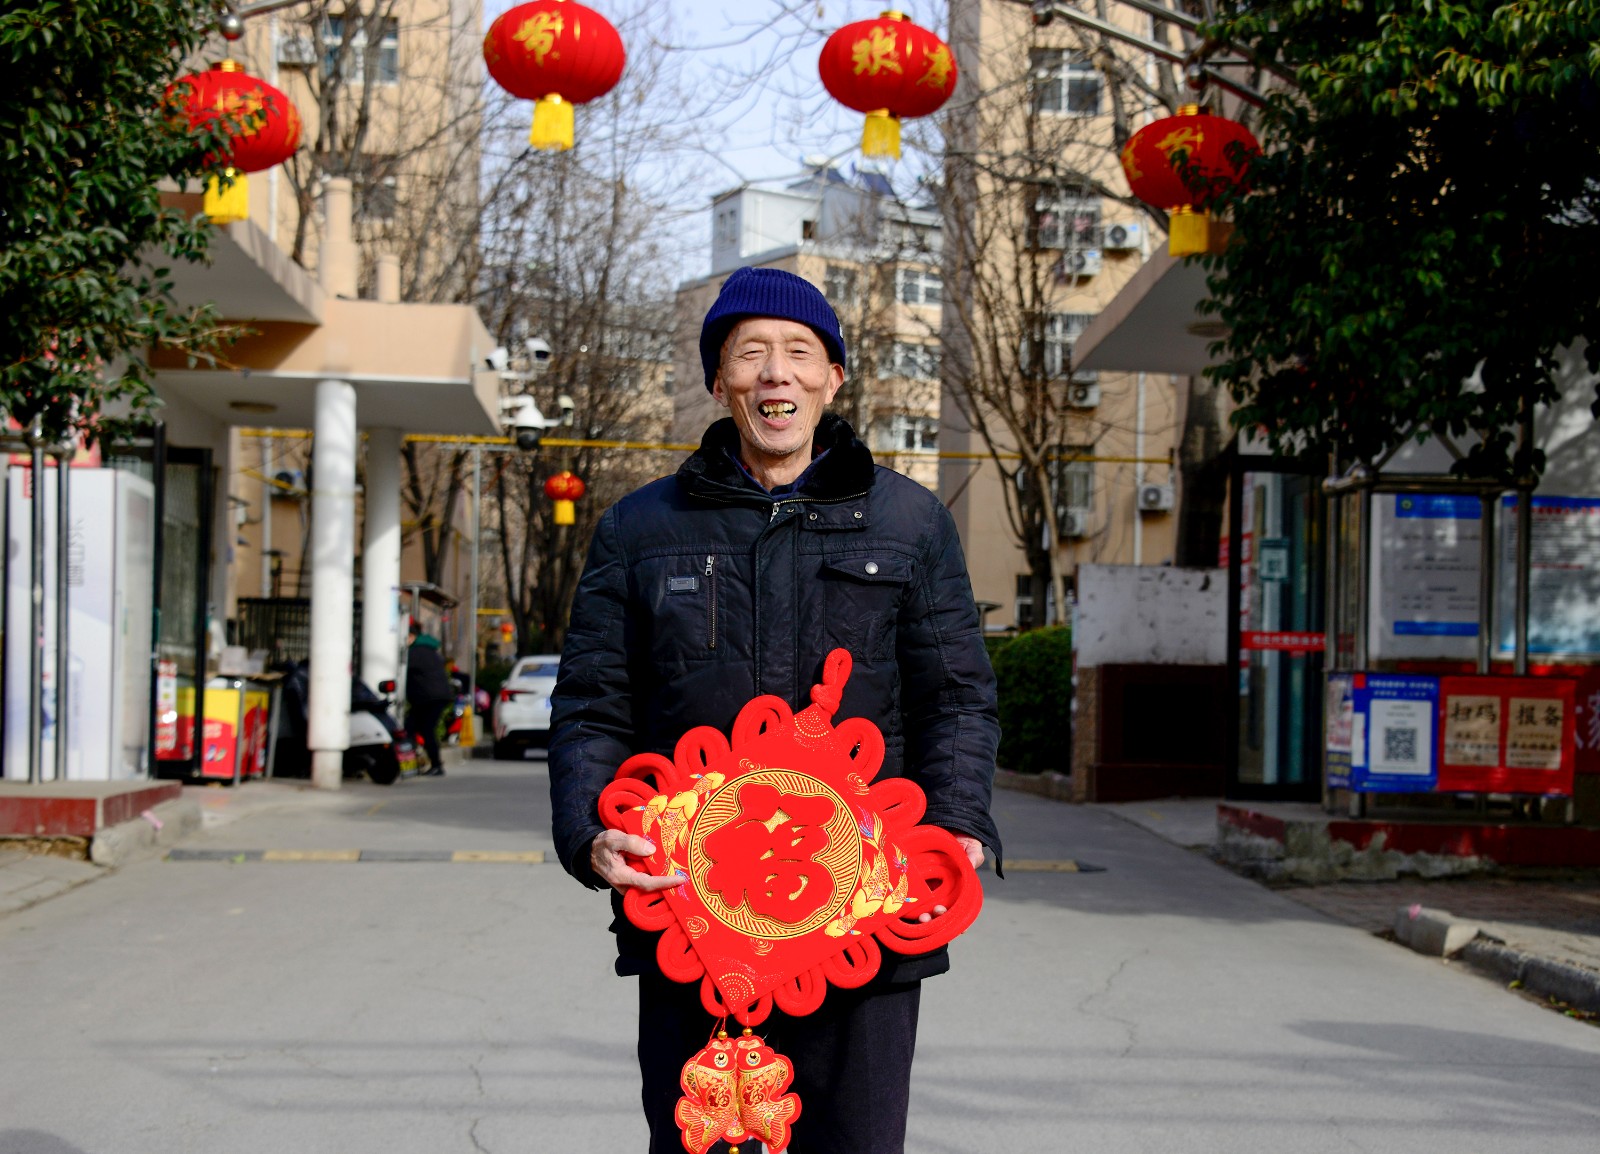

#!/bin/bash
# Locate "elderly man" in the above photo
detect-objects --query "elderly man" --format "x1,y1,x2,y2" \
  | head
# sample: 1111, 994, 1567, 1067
549, 266, 1001, 1154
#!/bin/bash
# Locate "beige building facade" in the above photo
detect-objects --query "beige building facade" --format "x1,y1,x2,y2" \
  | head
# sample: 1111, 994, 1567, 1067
942, 0, 1189, 628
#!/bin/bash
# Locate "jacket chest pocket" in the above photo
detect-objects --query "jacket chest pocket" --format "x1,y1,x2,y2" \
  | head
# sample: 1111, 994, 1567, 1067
820, 555, 915, 660
641, 553, 721, 659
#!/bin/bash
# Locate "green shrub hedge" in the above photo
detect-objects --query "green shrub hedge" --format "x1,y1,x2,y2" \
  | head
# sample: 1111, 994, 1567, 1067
991, 625, 1072, 775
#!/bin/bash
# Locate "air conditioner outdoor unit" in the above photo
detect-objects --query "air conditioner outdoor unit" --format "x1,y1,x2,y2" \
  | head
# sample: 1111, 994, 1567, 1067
1100, 222, 1143, 251
1066, 382, 1101, 409
1138, 483, 1175, 513
1059, 507, 1090, 538
1057, 249, 1103, 279
277, 33, 317, 67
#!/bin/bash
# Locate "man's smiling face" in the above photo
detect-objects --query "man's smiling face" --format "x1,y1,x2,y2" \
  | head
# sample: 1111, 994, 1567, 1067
713, 317, 844, 488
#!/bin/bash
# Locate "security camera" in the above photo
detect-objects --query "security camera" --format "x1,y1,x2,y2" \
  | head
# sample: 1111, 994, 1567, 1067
500, 396, 557, 452
218, 10, 245, 40
525, 337, 552, 363
485, 346, 511, 372
556, 394, 576, 425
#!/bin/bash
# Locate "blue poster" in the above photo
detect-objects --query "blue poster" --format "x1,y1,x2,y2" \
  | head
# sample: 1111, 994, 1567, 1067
1342, 674, 1440, 793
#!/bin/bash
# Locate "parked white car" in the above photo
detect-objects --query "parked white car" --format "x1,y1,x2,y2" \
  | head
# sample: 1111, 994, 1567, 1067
492, 655, 560, 759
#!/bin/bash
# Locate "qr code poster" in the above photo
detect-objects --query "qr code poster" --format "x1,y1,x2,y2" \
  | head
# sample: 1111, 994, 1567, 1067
1369, 699, 1433, 777
1346, 674, 1440, 792
1437, 675, 1577, 795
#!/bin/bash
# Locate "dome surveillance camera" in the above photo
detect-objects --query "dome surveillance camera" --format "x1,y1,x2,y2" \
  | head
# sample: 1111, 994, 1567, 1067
525, 337, 552, 362
514, 427, 543, 452
218, 10, 245, 40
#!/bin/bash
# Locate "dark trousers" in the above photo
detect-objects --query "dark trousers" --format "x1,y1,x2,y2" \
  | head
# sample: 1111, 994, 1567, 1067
637, 971, 921, 1154
408, 698, 448, 769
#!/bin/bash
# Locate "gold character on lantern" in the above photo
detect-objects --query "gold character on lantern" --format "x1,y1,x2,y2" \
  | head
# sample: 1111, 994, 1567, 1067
851, 28, 903, 76
514, 12, 564, 65
1120, 140, 1144, 182
917, 44, 952, 90
1155, 125, 1205, 160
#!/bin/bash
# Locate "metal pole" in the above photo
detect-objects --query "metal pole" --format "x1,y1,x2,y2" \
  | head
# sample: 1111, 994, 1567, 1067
1514, 406, 1534, 675
1476, 494, 1495, 674
1514, 487, 1532, 675
27, 417, 45, 784
1353, 484, 1372, 670
55, 448, 70, 782
466, 447, 481, 748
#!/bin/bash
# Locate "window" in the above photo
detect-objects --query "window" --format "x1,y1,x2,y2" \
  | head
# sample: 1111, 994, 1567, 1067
1031, 190, 1100, 249
824, 265, 858, 307
879, 342, 940, 380
875, 414, 940, 453
662, 367, 675, 396
1051, 446, 1095, 513
714, 207, 739, 249
323, 15, 399, 84
1023, 313, 1094, 379
896, 267, 942, 305
1031, 49, 1102, 115
801, 218, 817, 241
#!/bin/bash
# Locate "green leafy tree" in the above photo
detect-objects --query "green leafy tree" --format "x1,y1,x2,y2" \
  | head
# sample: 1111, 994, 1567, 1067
0, 0, 233, 443
1200, 0, 1600, 481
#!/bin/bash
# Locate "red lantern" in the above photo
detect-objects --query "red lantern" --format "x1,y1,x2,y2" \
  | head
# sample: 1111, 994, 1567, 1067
483, 1, 626, 151
1120, 104, 1258, 256
819, 11, 957, 159
171, 60, 302, 224
544, 471, 586, 524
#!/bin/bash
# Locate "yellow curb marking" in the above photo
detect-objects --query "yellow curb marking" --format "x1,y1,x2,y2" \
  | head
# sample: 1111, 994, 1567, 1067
451, 850, 546, 863
262, 849, 362, 862
1006, 859, 1082, 872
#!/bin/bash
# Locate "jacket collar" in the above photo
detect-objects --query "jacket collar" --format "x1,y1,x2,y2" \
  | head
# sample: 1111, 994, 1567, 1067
678, 413, 876, 502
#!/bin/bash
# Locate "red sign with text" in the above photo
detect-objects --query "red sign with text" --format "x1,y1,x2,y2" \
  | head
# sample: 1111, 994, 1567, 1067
1436, 674, 1577, 795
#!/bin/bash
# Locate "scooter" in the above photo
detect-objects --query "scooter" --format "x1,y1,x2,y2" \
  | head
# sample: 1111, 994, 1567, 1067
274, 663, 421, 785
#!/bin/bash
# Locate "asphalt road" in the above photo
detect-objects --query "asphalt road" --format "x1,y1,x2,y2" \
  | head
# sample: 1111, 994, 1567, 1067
1, 759, 1597, 1153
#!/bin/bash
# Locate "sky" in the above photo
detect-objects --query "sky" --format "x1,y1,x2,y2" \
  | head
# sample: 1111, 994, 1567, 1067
484, 0, 954, 281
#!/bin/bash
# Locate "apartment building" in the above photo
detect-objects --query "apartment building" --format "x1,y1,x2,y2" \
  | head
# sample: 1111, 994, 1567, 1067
674, 164, 946, 491
942, 0, 1187, 628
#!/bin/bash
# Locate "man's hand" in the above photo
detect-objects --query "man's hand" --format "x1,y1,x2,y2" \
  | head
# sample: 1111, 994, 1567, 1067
590, 830, 681, 894
917, 833, 985, 923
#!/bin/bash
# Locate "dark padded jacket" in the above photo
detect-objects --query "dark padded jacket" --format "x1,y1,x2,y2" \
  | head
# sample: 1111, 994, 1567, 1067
548, 414, 1003, 979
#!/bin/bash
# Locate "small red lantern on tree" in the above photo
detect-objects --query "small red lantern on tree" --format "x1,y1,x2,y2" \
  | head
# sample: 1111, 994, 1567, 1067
172, 60, 302, 224
483, 0, 626, 151
544, 470, 587, 525
1120, 104, 1258, 256
819, 10, 957, 159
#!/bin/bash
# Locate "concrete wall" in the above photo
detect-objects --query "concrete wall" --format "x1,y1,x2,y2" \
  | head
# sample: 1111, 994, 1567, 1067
1074, 564, 1227, 667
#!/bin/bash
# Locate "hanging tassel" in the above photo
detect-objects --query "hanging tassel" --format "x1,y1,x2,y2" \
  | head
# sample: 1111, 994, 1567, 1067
553, 498, 575, 526
860, 110, 901, 159
530, 94, 574, 150
1167, 206, 1211, 257
203, 168, 249, 224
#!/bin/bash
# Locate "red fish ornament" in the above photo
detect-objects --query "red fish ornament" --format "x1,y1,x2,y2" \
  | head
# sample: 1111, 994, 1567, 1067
598, 648, 984, 1153
675, 1027, 801, 1154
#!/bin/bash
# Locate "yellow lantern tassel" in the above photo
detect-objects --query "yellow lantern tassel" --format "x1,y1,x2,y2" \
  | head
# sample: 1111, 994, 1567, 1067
203, 168, 249, 224
553, 499, 575, 526
1167, 206, 1210, 257
861, 110, 901, 159
530, 95, 574, 151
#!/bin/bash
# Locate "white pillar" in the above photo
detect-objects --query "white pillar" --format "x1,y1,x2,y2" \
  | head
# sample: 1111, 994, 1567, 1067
361, 428, 402, 691
309, 378, 358, 789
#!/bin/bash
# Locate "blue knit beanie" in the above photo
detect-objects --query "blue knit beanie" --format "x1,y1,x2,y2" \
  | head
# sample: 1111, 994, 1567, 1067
699, 267, 847, 391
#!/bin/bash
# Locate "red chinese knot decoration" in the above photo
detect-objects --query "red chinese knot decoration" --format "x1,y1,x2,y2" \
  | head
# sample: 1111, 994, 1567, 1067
171, 60, 302, 224
483, 0, 626, 151
819, 10, 957, 159
1120, 103, 1258, 256
543, 470, 586, 525
598, 648, 983, 1153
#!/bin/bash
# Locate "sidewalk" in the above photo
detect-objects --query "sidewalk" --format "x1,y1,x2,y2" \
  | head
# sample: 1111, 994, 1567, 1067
1096, 795, 1600, 1016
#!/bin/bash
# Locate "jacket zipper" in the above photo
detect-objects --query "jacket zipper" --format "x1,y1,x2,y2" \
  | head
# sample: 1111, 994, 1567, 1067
704, 554, 717, 650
